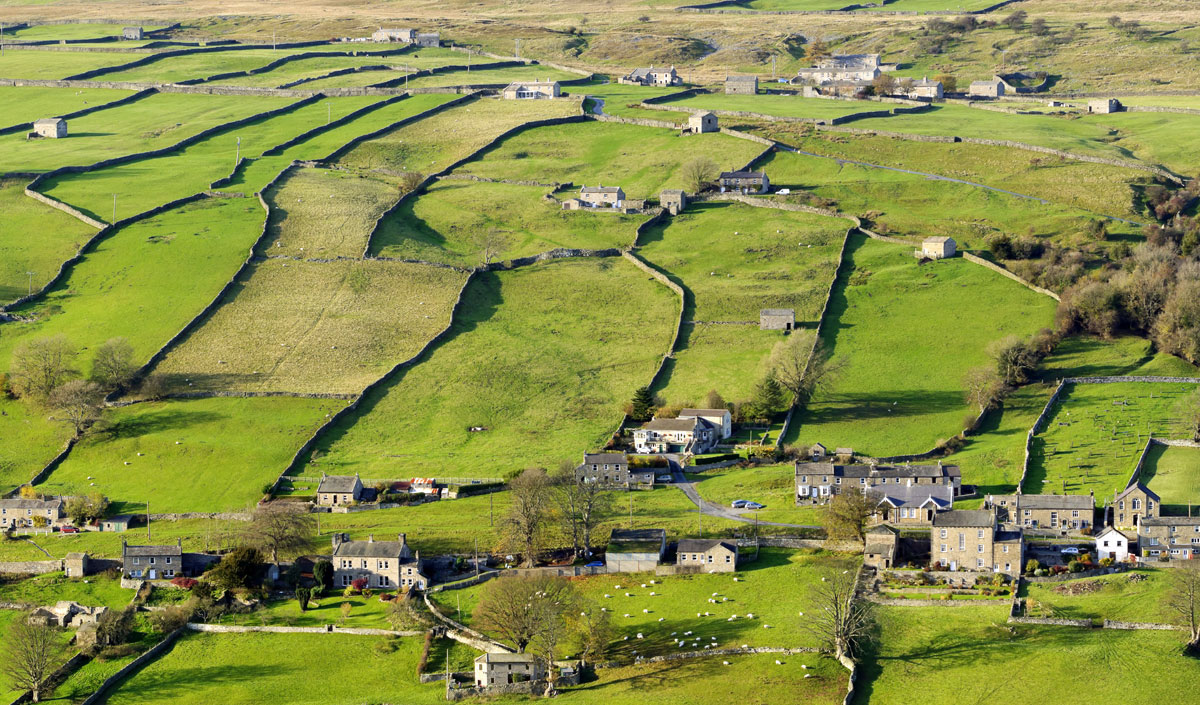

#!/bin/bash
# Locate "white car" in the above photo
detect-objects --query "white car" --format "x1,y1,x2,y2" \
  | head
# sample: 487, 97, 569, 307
731, 500, 750, 509
744, 502, 765, 510
1060, 547, 1080, 555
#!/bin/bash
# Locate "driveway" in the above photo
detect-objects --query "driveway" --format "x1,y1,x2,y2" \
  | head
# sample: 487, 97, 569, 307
668, 458, 819, 529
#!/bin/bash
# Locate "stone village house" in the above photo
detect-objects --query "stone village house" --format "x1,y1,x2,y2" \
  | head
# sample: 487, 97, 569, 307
633, 416, 718, 454
619, 66, 681, 87
717, 171, 769, 194
575, 452, 655, 487
795, 461, 963, 503
576, 185, 625, 209
931, 510, 1023, 575
331, 533, 428, 591
792, 54, 882, 85
984, 493, 1094, 533
317, 473, 364, 506
676, 538, 738, 573
868, 483, 954, 527
677, 408, 732, 439
1112, 481, 1159, 530
864, 524, 900, 569
121, 539, 183, 580
0, 497, 64, 529
660, 189, 687, 215
475, 652, 546, 687
1137, 516, 1200, 560
502, 80, 561, 100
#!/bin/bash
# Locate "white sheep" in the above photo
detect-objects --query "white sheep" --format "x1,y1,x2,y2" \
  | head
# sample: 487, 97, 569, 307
636, 633, 643, 639
801, 665, 808, 670
723, 661, 730, 666
804, 674, 812, 679
642, 609, 649, 614
658, 617, 664, 622
775, 660, 783, 665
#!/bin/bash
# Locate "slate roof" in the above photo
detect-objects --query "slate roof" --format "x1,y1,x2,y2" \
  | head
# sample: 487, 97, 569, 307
0, 498, 62, 510
318, 474, 360, 494
34, 117, 64, 126
584, 452, 627, 464
332, 538, 412, 559
994, 530, 1023, 543
725, 75, 758, 83
760, 308, 795, 317
988, 493, 1094, 510
1114, 481, 1160, 503
677, 538, 737, 553
924, 236, 953, 244
123, 543, 182, 558
795, 462, 961, 480
932, 510, 993, 528
679, 408, 729, 418
580, 185, 623, 194
869, 483, 953, 509
477, 652, 539, 664
642, 417, 704, 432
1141, 516, 1200, 527
609, 528, 666, 553
719, 171, 766, 180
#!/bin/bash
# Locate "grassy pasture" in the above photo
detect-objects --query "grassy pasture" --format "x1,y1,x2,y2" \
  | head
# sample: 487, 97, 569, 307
262, 166, 395, 258
1024, 381, 1199, 500
97, 48, 349, 83
1140, 444, 1200, 515
635, 201, 845, 403
785, 232, 1057, 457
460, 121, 765, 199
1021, 569, 1173, 624
7, 24, 166, 40
209, 49, 467, 88
102, 631, 442, 705
566, 81, 690, 123
0, 571, 133, 609
216, 591, 398, 630
371, 180, 644, 266
0, 48, 143, 79
0, 197, 266, 367
399, 64, 584, 89
37, 396, 343, 513
744, 0, 994, 8
0, 179, 95, 304
0, 92, 296, 174
1082, 110, 1200, 176
660, 93, 887, 121
310, 258, 678, 479
688, 463, 827, 526
856, 605, 1200, 705
41, 95, 382, 220
154, 258, 467, 395
335, 96, 580, 175
0, 85, 132, 127
432, 549, 859, 656
558, 653, 847, 705
0, 396, 74, 494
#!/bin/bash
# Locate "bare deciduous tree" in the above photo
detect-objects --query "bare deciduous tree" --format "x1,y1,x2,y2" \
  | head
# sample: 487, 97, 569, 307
474, 228, 512, 267
826, 489, 874, 543
1168, 560, 1200, 647
473, 575, 578, 653
963, 367, 1008, 413
89, 338, 136, 391
10, 336, 76, 402
48, 380, 104, 437
770, 335, 844, 408
552, 461, 612, 560
503, 468, 552, 567
246, 502, 315, 565
681, 156, 718, 194
398, 171, 425, 195
2, 614, 64, 702
800, 570, 873, 661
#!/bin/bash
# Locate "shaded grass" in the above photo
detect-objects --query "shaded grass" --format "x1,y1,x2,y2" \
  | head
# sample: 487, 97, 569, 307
1141, 444, 1200, 515
310, 257, 678, 479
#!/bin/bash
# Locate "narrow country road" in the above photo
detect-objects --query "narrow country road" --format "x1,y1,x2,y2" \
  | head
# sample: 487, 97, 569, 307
669, 460, 819, 529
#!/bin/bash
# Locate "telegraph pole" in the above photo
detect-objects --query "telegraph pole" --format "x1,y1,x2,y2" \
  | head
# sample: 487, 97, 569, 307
111, 194, 117, 224
146, 501, 151, 540
235, 136, 241, 167
25, 271, 33, 296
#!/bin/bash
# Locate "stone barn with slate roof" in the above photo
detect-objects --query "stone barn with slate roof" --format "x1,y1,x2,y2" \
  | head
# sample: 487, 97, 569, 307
760, 308, 794, 330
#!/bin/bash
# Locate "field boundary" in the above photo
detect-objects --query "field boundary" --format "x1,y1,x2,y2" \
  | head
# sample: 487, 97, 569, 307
636, 93, 933, 126
675, 0, 1026, 16
0, 86, 158, 137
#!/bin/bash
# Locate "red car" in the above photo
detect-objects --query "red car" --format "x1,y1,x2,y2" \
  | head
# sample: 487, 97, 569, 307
59, 526, 79, 534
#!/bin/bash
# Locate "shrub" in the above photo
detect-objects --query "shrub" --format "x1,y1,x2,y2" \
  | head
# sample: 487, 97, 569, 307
97, 644, 137, 661
1099, 557, 1114, 567
1034, 569, 1047, 577
170, 576, 198, 590
1068, 560, 1084, 573
149, 604, 192, 633
351, 577, 368, 594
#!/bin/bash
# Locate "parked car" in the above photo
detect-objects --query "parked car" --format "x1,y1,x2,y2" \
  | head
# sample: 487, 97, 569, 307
656, 475, 673, 483
585, 561, 604, 568
731, 500, 749, 509
1060, 546, 1080, 555
60, 526, 79, 534
744, 502, 765, 510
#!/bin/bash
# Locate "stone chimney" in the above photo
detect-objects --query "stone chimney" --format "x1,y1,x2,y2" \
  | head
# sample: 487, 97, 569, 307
368, 534, 374, 543
399, 533, 407, 545
331, 533, 344, 550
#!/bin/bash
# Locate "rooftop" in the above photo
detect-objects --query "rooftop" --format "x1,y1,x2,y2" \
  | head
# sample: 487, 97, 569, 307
760, 308, 795, 317
719, 171, 765, 180
580, 185, 623, 194
679, 408, 729, 418
795, 462, 961, 480
318, 474, 360, 494
641, 417, 703, 432
1115, 481, 1160, 503
869, 483, 954, 509
1141, 516, 1200, 527
332, 537, 413, 559
123, 543, 182, 558
726, 75, 758, 82
988, 493, 1094, 510
677, 538, 736, 553
0, 497, 62, 510
477, 652, 539, 664
584, 452, 627, 464
932, 510, 993, 528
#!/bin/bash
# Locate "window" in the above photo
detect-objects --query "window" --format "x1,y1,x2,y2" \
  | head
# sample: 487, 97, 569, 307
976, 558, 984, 568
149, 557, 156, 565
1023, 510, 1031, 517
940, 529, 947, 539
1150, 501, 1155, 512
133, 557, 140, 565
1002, 545, 1009, 553
1071, 511, 1079, 518
341, 575, 352, 587
977, 544, 984, 554
940, 544, 947, 553
977, 529, 984, 539
1119, 501, 1125, 510
958, 534, 965, 550
1103, 540, 1110, 548
1132, 499, 1141, 510
725, 555, 731, 563
800, 476, 807, 483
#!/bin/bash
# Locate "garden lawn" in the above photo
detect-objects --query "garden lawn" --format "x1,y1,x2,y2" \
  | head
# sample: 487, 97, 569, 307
855, 605, 1200, 705
0, 92, 295, 174
1025, 382, 1200, 499
101, 631, 443, 705
0, 572, 134, 609
432, 548, 859, 656
0, 85, 133, 128
372, 180, 644, 266
1141, 444, 1200, 516
459, 120, 765, 199
556, 653, 847, 705
310, 257, 678, 479
36, 396, 343, 513
786, 231, 1057, 457
335, 96, 579, 175
153, 258, 467, 395
689, 464, 827, 526
40, 95, 382, 220
0, 48, 142, 79
0, 179, 95, 304
1021, 569, 1173, 624
217, 591, 399, 630
0, 197, 266, 368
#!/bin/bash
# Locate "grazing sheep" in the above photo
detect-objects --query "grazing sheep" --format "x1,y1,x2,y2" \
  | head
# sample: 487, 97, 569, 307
775, 660, 783, 665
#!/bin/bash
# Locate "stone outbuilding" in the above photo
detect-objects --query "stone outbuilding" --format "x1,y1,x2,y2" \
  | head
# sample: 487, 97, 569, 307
725, 75, 758, 95
475, 652, 546, 687
760, 308, 795, 331
578, 185, 625, 208
676, 538, 738, 573
122, 26, 144, 40
64, 552, 90, 578
968, 79, 1005, 98
718, 170, 768, 194
33, 118, 67, 139
660, 189, 687, 215
414, 32, 440, 48
1088, 98, 1122, 114
864, 524, 900, 569
686, 111, 718, 134
606, 528, 666, 572
501, 80, 561, 100
317, 473, 364, 506
920, 236, 956, 259
372, 28, 416, 42
100, 514, 133, 532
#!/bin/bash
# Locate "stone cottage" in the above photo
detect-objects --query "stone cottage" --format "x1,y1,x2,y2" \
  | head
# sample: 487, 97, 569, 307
725, 75, 758, 95
868, 483, 954, 526
718, 170, 768, 194
676, 538, 738, 573
686, 111, 718, 134
920, 236, 956, 259
475, 652, 546, 687
0, 497, 64, 529
331, 533, 427, 591
619, 66, 681, 87
122, 26, 144, 40
372, 28, 416, 42
984, 493, 1094, 532
633, 416, 717, 454
33, 118, 67, 139
968, 79, 1005, 98
931, 510, 1022, 575
1088, 98, 1122, 114
606, 528, 666, 572
795, 461, 963, 503
864, 524, 900, 569
317, 473, 364, 506
760, 308, 795, 331
793, 54, 881, 85
905, 77, 943, 100
578, 185, 625, 208
678, 408, 732, 439
502, 80, 561, 100
575, 452, 654, 487
660, 189, 687, 215
121, 539, 183, 580
1137, 516, 1200, 560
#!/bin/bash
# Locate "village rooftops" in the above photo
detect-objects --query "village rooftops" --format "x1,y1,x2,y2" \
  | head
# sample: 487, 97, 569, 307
677, 538, 737, 553
332, 534, 415, 559
1141, 516, 1200, 527
1115, 481, 1160, 502
869, 484, 953, 509
795, 461, 961, 480
932, 509, 993, 528
988, 493, 1094, 510
580, 186, 624, 194
584, 452, 627, 464
317, 474, 361, 494
995, 530, 1023, 543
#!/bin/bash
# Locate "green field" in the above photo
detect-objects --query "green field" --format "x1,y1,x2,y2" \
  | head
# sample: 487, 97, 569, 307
0, 179, 96, 303
154, 258, 467, 395
1025, 382, 1199, 500
217, 591, 400, 630
1137, 443, 1200, 516
401, 64, 583, 90
372, 180, 645, 266
208, 51, 460, 88
856, 605, 1200, 705
102, 631, 443, 705
96, 48, 340, 84
37, 395, 342, 513
786, 231, 1058, 457
41, 95, 382, 220
0, 396, 74, 494
1021, 569, 1173, 625
0, 92, 296, 174
0, 85, 133, 127
432, 548, 859, 656
260, 166, 395, 259
659, 93, 888, 122
689, 464, 827, 526
7, 23, 166, 40
744, 0, 995, 9
1079, 110, 1200, 176
310, 257, 678, 479
567, 81, 690, 123
0, 571, 134, 609
636, 200, 845, 403
459, 121, 766, 199
0, 48, 143, 80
